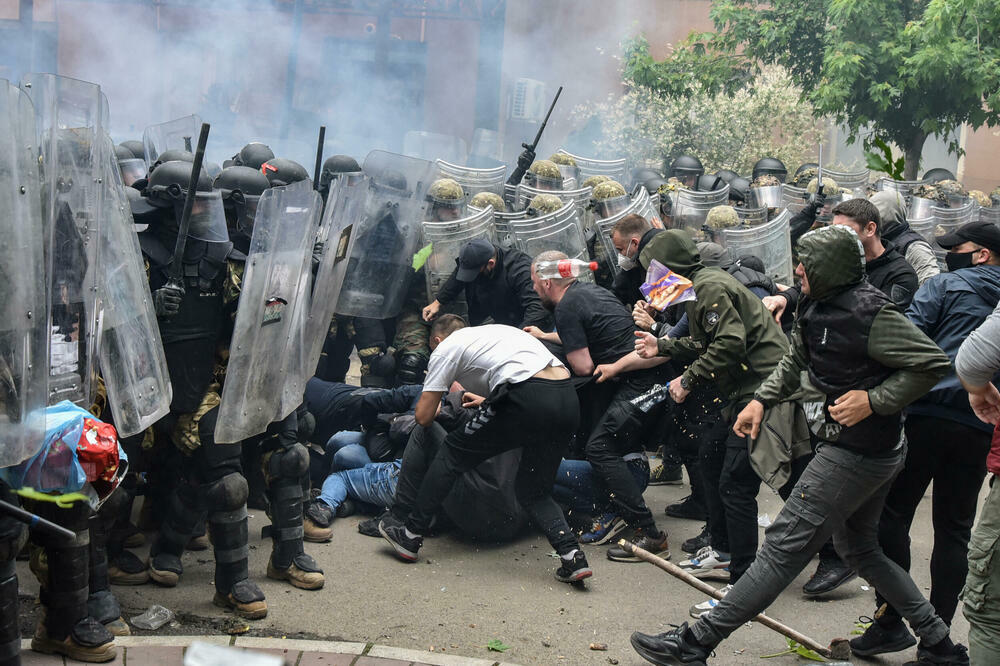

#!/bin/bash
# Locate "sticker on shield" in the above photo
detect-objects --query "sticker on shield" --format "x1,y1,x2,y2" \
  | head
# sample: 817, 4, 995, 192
262, 297, 287, 325
335, 224, 353, 263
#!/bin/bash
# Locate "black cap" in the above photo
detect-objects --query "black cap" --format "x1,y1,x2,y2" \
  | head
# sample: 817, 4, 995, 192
936, 220, 1000, 254
456, 238, 495, 282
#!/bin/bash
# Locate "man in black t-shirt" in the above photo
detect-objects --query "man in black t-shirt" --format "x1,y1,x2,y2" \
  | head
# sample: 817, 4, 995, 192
527, 250, 671, 562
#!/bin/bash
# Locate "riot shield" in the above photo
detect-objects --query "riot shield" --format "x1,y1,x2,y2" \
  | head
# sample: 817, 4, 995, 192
97, 136, 172, 438
721, 208, 793, 284
434, 159, 506, 196
141, 114, 201, 168
593, 192, 649, 276
335, 150, 435, 319
674, 184, 731, 234
509, 201, 592, 281
0, 81, 48, 466
22, 73, 107, 408
215, 184, 321, 444
555, 150, 628, 184
422, 206, 497, 301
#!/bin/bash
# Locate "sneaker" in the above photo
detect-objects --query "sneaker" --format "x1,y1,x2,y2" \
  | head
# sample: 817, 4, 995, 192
678, 547, 731, 581
554, 551, 593, 583
379, 516, 422, 562
303, 500, 334, 543
335, 498, 357, 518
904, 640, 969, 665
849, 616, 916, 657
579, 513, 627, 545
630, 621, 712, 666
665, 495, 707, 521
681, 525, 711, 555
607, 528, 670, 562
689, 584, 732, 619
358, 511, 388, 538
648, 463, 684, 486
802, 557, 857, 596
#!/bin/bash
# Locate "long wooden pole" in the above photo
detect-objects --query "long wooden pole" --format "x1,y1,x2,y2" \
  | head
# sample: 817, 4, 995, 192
617, 540, 851, 660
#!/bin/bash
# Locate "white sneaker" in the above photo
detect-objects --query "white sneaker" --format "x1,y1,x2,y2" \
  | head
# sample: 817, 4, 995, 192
678, 547, 731, 581
688, 584, 733, 619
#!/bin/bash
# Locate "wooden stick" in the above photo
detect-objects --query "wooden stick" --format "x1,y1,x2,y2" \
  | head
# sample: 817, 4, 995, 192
617, 539, 835, 659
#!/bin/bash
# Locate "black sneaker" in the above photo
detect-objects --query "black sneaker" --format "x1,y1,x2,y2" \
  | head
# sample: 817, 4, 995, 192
630, 622, 711, 665
304, 499, 334, 528
903, 640, 969, 665
335, 498, 356, 518
665, 495, 707, 521
802, 557, 857, 596
849, 616, 916, 657
555, 551, 593, 583
379, 516, 422, 562
608, 528, 670, 562
681, 525, 711, 555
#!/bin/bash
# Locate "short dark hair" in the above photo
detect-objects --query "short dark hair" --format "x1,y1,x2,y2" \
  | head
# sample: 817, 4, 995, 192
832, 198, 881, 237
430, 314, 467, 340
612, 213, 651, 238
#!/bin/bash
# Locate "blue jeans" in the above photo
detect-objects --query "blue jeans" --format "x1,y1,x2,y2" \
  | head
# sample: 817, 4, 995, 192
325, 431, 369, 471
319, 457, 401, 513
553, 456, 650, 515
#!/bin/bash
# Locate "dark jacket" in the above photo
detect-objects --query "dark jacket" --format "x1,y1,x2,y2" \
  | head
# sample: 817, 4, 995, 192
905, 265, 1000, 431
436, 244, 552, 329
755, 225, 951, 451
640, 230, 788, 403
612, 228, 664, 305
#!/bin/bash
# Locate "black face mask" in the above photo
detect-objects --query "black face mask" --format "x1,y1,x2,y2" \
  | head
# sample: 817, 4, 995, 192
945, 251, 976, 272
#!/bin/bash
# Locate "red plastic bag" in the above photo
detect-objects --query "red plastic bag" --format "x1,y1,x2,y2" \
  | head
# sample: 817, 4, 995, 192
76, 418, 121, 483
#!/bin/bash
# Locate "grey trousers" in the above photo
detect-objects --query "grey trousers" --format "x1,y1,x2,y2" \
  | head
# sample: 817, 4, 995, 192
692, 443, 950, 648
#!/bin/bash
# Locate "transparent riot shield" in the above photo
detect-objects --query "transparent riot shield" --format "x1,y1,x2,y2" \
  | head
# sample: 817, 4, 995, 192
0, 81, 48, 466
335, 150, 435, 319
403, 131, 467, 165
22, 73, 107, 409
97, 136, 172, 438
142, 114, 202, 168
555, 150, 628, 184
721, 208, 793, 284
422, 206, 497, 301
514, 183, 593, 214
510, 202, 592, 282
216, 185, 322, 444
434, 159, 506, 196
674, 184, 731, 235
486, 209, 527, 246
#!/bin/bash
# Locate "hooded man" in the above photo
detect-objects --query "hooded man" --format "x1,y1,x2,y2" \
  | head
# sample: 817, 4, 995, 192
629, 224, 963, 666
633, 230, 787, 605
422, 239, 552, 330
870, 190, 940, 285
853, 219, 1000, 656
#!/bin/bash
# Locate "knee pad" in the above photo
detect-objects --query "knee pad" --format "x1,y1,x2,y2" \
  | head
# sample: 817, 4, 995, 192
396, 352, 428, 385
267, 443, 310, 481
204, 473, 249, 513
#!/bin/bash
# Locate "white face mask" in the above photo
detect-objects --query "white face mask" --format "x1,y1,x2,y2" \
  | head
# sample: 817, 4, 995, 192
617, 252, 637, 271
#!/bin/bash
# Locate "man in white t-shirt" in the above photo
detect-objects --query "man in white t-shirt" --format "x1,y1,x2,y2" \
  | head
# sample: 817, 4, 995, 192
379, 315, 593, 583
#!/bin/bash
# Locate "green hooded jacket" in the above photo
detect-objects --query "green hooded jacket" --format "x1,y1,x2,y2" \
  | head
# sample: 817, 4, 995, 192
754, 224, 950, 415
639, 230, 788, 402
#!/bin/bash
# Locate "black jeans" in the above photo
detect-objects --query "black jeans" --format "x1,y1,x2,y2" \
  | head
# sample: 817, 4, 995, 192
699, 403, 761, 583
583, 376, 659, 531
877, 414, 991, 625
402, 378, 580, 555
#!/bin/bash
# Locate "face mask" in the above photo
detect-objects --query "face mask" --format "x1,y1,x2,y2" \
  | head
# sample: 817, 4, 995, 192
945, 251, 976, 272
618, 253, 637, 271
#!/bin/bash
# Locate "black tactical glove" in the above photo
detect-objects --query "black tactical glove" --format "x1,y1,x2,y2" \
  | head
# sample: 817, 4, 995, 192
516, 147, 536, 171
311, 240, 325, 271
806, 189, 827, 213
153, 284, 184, 317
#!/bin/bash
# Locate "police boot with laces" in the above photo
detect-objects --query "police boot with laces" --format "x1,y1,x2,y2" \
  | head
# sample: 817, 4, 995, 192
630, 622, 712, 665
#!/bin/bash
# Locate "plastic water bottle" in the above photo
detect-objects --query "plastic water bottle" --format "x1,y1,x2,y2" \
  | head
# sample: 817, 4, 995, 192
535, 259, 598, 279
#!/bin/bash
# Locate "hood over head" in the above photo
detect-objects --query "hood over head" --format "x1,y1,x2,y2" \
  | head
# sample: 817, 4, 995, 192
796, 224, 866, 302
639, 229, 704, 278
869, 190, 907, 237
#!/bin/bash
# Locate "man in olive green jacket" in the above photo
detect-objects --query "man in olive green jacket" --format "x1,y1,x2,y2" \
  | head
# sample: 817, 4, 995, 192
634, 230, 788, 591
630, 224, 966, 665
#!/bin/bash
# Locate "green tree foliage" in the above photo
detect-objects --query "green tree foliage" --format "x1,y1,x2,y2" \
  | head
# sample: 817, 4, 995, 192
623, 0, 1000, 179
